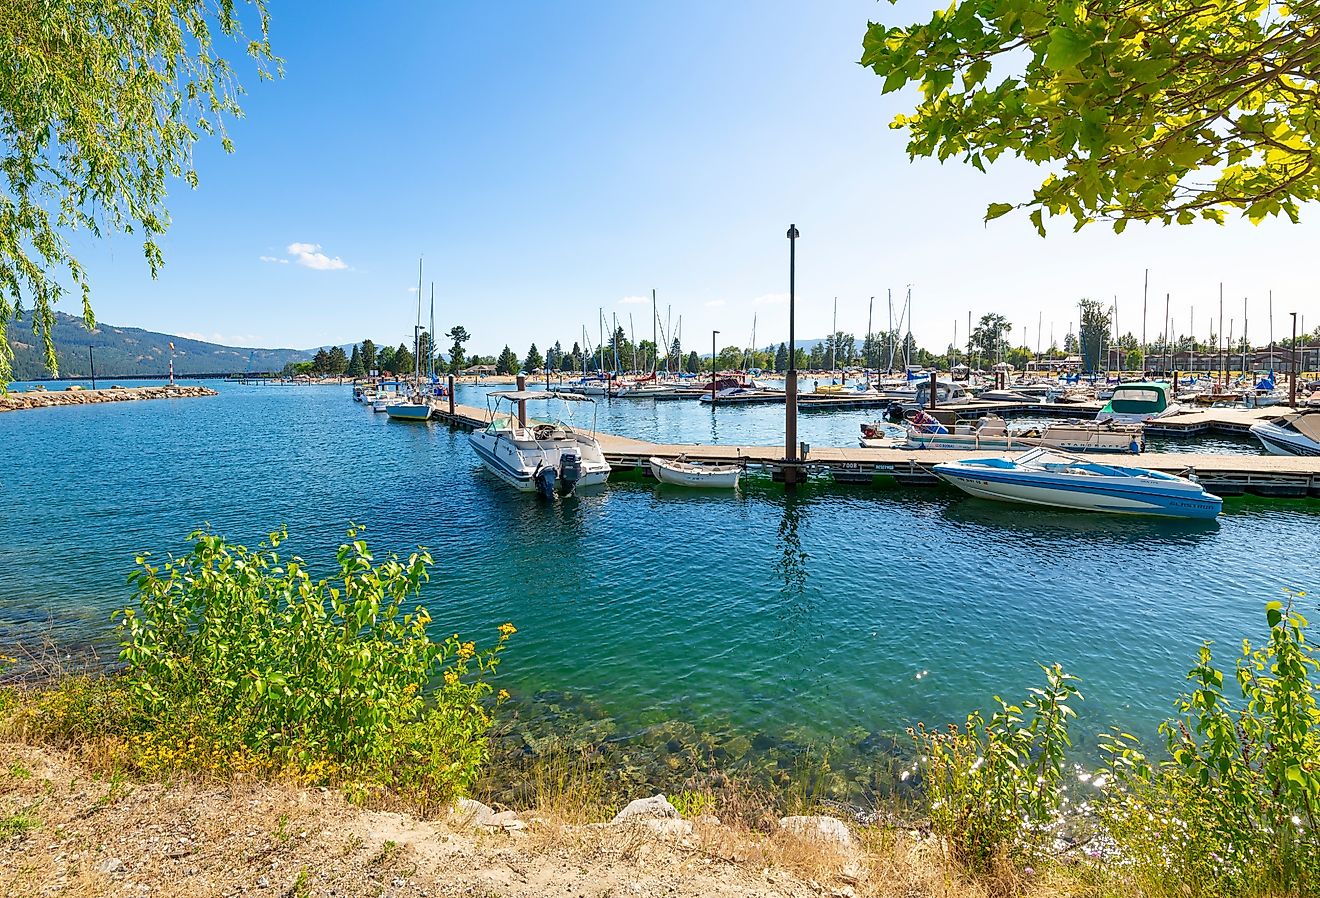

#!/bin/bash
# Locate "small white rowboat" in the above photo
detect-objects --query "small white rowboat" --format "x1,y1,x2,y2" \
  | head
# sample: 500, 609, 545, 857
648, 455, 741, 488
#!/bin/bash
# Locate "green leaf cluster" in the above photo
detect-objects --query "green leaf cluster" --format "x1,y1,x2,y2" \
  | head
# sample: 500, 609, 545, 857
1100, 592, 1320, 896
912, 663, 1081, 873
113, 525, 513, 808
0, 0, 280, 387
861, 0, 1320, 233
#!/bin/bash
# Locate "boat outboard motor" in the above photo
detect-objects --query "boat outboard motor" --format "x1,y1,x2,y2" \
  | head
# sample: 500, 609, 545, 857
558, 449, 583, 496
534, 464, 557, 499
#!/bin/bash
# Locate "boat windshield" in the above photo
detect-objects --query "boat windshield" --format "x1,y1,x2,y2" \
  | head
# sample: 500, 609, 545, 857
1109, 387, 1165, 412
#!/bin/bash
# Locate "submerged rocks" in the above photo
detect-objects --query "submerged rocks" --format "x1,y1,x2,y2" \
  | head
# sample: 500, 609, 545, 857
778, 815, 854, 849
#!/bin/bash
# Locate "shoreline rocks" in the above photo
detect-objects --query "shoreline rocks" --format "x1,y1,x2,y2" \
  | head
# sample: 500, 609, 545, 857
1, 385, 217, 412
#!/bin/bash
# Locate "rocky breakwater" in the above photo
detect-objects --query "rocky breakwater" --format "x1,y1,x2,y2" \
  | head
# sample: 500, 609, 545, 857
0, 384, 218, 412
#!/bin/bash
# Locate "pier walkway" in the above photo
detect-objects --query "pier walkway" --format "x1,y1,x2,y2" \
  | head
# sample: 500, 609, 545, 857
430, 400, 1320, 498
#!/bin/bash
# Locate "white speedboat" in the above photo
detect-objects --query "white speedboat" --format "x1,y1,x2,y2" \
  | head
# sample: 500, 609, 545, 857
648, 455, 741, 488
1249, 411, 1320, 456
468, 390, 611, 496
932, 447, 1221, 519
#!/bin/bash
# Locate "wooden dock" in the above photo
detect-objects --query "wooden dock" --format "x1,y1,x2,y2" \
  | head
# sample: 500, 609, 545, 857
430, 400, 1320, 499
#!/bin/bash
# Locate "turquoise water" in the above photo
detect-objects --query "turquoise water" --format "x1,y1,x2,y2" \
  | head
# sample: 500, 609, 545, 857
2, 380, 1315, 797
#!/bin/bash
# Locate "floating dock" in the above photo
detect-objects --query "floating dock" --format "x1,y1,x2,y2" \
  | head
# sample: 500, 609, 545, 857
430, 401, 1320, 499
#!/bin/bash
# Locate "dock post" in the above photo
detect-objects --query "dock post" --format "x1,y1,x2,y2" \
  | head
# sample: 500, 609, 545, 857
1173, 370, 1179, 395
516, 375, 527, 425
929, 371, 938, 409
447, 374, 455, 416
783, 224, 801, 489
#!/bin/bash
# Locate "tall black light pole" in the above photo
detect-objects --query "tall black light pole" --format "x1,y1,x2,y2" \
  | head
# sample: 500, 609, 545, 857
711, 330, 719, 405
1290, 311, 1299, 407
88, 345, 96, 390
784, 224, 800, 487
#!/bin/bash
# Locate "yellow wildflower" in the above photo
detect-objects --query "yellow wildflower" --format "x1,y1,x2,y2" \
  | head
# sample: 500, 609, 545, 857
498, 622, 517, 638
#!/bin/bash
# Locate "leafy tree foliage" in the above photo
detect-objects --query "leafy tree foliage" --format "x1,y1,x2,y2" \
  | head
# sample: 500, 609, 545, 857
1078, 298, 1112, 373
970, 314, 1013, 366
0, 1, 278, 385
376, 345, 396, 375
861, 0, 1320, 234
496, 345, 518, 376
360, 340, 377, 375
715, 345, 745, 372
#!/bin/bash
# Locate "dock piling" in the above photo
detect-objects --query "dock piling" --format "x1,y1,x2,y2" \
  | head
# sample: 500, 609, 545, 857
516, 375, 527, 425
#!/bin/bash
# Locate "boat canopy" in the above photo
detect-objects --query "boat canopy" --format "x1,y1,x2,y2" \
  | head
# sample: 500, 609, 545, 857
490, 390, 595, 402
1107, 382, 1170, 413
1286, 412, 1320, 442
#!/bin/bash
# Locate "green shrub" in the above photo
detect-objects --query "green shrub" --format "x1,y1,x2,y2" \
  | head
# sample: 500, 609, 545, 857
109, 525, 512, 807
912, 663, 1080, 874
1101, 593, 1320, 897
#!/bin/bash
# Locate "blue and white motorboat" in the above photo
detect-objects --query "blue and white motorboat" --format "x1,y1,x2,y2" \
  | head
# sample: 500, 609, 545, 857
1250, 411, 1320, 456
932, 447, 1221, 519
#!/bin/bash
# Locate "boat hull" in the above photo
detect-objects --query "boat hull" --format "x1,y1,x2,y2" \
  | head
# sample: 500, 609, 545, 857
933, 463, 1221, 519
648, 457, 741, 488
385, 403, 431, 421
905, 427, 1141, 454
1250, 422, 1320, 456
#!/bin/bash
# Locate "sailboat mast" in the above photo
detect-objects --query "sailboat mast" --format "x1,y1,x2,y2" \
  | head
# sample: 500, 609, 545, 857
415, 257, 423, 385
1141, 268, 1148, 373
866, 296, 874, 378
652, 289, 658, 375
428, 283, 435, 381
599, 309, 604, 374
830, 297, 837, 376
887, 289, 894, 374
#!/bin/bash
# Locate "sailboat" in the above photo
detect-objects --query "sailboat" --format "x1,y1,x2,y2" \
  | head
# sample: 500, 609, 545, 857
386, 258, 433, 422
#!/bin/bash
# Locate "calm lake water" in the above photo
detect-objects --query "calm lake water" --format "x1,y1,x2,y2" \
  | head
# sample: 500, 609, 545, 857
2, 379, 1316, 797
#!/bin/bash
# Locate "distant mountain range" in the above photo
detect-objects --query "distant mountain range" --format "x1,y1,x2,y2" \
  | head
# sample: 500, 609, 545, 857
10, 312, 319, 380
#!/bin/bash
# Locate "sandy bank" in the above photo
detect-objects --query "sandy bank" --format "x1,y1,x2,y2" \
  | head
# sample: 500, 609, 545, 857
0, 742, 978, 898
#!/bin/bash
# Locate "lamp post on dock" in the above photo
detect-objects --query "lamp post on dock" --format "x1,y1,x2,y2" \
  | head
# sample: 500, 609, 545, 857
711, 330, 719, 406
784, 224, 800, 489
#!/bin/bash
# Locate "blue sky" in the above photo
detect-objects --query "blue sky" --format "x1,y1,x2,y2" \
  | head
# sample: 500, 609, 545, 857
68, 1, 1319, 356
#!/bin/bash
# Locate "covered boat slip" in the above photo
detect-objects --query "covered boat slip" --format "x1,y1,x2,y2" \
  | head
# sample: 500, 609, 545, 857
431, 400, 1320, 498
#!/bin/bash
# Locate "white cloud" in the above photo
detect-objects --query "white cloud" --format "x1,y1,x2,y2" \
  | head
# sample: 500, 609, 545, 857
286, 242, 349, 271
753, 292, 789, 306
259, 255, 289, 264
704, 299, 727, 308
407, 286, 418, 293
617, 295, 648, 305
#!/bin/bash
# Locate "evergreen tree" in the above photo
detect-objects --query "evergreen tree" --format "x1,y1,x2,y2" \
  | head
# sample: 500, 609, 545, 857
393, 342, 414, 376
346, 345, 364, 378
326, 345, 348, 375
545, 341, 562, 371
569, 341, 583, 372
685, 350, 699, 374
312, 347, 330, 373
775, 342, 788, 373
523, 343, 543, 372
376, 345, 396, 374
446, 326, 470, 374
807, 343, 825, 370
669, 338, 682, 372
496, 345, 518, 375
360, 339, 377, 374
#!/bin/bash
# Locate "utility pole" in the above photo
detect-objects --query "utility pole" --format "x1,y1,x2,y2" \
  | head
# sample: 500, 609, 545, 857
784, 224, 800, 488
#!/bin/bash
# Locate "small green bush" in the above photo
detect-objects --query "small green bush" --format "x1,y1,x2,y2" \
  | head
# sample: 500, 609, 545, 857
1101, 593, 1320, 897
912, 663, 1080, 874
92, 525, 513, 807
